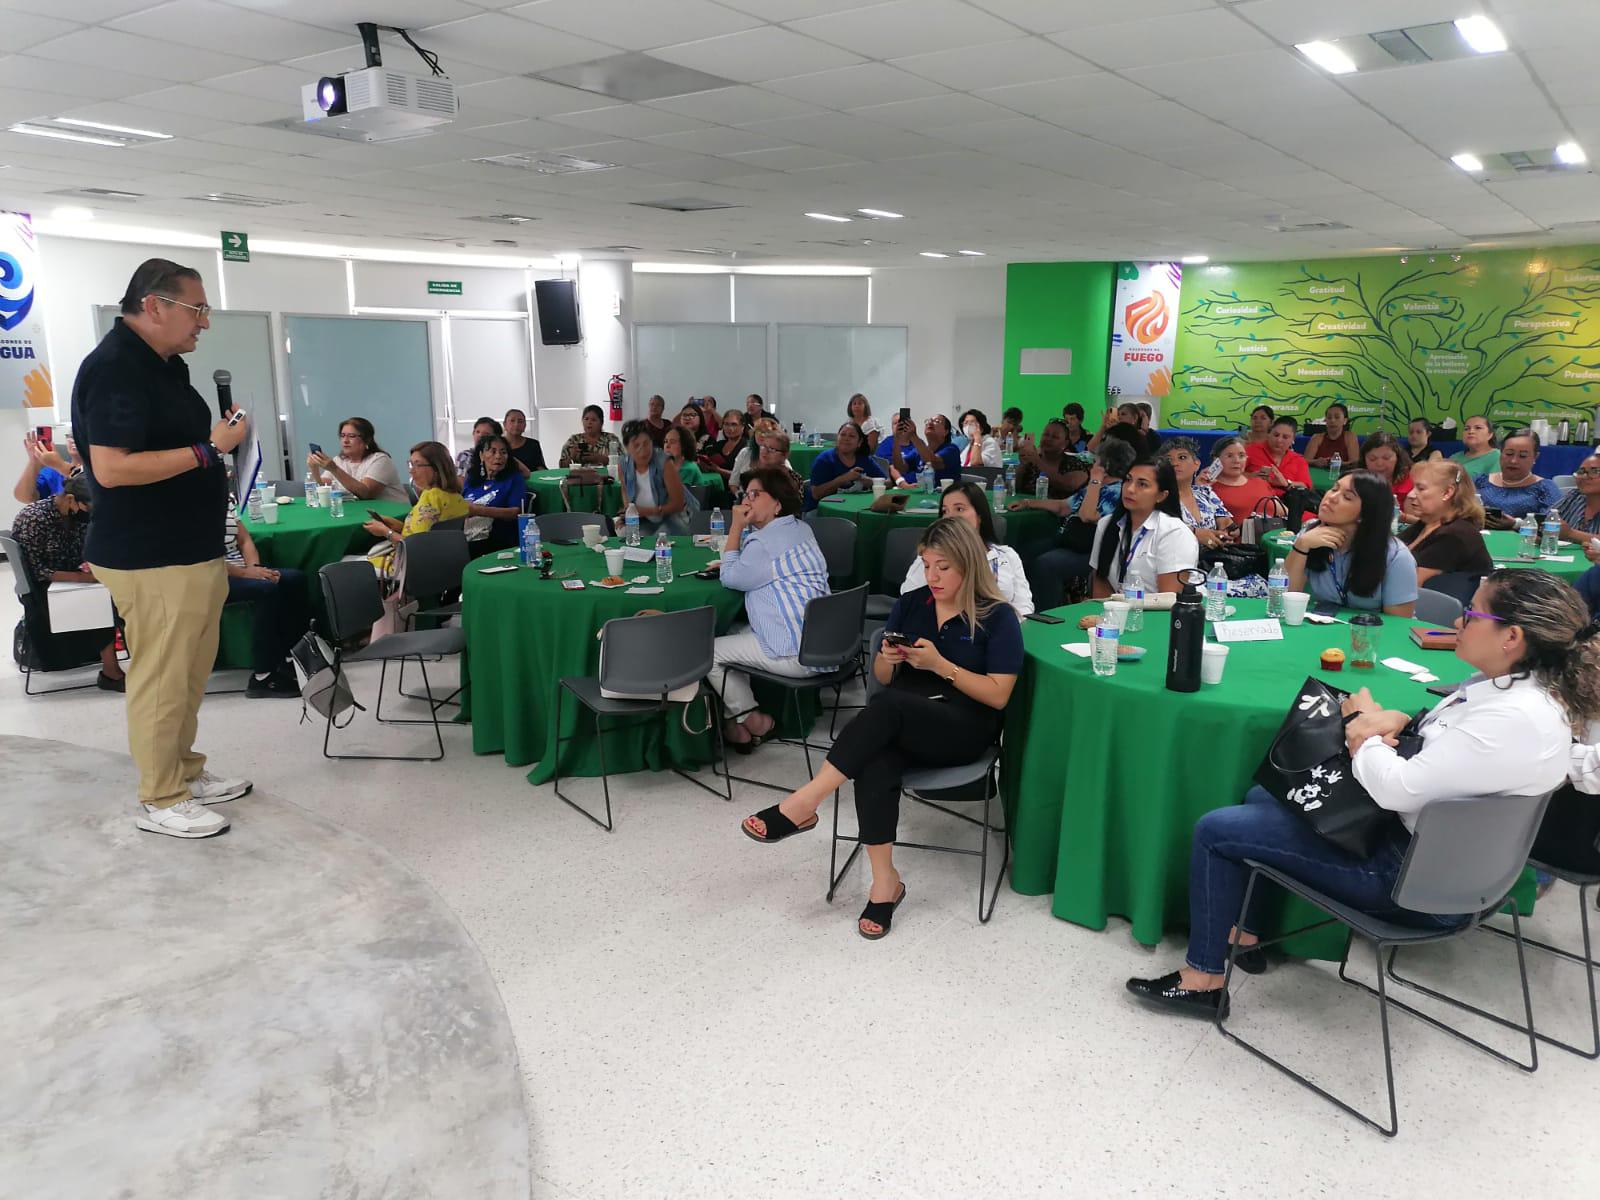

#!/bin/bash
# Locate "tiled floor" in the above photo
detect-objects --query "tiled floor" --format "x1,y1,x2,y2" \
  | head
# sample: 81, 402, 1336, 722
3, 585, 1598, 1198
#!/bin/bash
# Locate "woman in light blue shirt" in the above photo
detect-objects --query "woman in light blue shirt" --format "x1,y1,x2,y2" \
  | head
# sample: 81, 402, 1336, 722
1285, 471, 1418, 615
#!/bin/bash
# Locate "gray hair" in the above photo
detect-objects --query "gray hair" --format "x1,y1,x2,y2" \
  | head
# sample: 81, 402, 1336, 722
1160, 435, 1203, 461
1096, 438, 1138, 479
1484, 569, 1600, 732
118, 258, 202, 315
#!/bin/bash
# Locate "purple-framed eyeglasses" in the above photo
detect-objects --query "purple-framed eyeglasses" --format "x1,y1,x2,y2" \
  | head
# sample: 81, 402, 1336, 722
1460, 609, 1507, 624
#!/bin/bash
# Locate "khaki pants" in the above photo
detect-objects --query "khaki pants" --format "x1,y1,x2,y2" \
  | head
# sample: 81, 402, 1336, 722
88, 558, 228, 809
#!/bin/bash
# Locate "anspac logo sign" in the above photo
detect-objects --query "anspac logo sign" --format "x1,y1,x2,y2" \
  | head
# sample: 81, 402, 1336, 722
1124, 290, 1170, 345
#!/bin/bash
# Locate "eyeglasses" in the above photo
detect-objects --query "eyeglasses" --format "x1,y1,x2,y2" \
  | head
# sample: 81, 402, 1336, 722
1461, 609, 1508, 625
151, 294, 211, 320
1574, 468, 1600, 478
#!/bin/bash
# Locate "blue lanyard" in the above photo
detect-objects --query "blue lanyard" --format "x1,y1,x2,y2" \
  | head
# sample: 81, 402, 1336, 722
1121, 523, 1151, 579
1326, 551, 1349, 605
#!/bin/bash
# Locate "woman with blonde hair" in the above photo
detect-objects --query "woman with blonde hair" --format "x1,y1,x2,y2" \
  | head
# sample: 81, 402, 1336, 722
1399, 459, 1493, 585
363, 440, 469, 573
739, 517, 1023, 940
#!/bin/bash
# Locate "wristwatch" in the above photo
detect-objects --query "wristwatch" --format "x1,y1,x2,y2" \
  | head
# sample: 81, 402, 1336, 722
942, 665, 959, 684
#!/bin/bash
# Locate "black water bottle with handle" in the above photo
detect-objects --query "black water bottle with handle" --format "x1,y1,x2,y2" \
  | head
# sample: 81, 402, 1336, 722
1166, 568, 1206, 693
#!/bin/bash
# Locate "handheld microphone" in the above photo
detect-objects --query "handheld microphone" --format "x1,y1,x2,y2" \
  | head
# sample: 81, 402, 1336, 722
213, 368, 235, 416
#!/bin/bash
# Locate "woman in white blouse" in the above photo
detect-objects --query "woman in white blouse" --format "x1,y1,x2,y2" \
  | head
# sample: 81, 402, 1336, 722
847, 393, 884, 457
958, 409, 1003, 469
1127, 568, 1600, 1018
1086, 457, 1199, 597
900, 481, 1033, 615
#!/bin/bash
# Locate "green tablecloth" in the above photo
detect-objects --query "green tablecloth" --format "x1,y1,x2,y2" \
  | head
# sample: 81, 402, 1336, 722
459, 537, 815, 781
790, 445, 825, 476
1482, 530, 1590, 580
812, 490, 1059, 590
1003, 597, 1532, 959
222, 497, 410, 668
1309, 466, 1337, 492
527, 471, 621, 517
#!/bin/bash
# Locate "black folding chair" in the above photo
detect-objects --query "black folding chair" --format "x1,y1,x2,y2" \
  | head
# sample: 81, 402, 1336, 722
392, 529, 469, 710
538, 511, 611, 541
552, 605, 729, 831
805, 514, 857, 587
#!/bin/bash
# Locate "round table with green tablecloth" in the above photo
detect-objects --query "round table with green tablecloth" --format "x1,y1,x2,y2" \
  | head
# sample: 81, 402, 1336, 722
459, 536, 816, 782
811, 489, 1059, 590
1263, 527, 1592, 584
789, 444, 825, 477
1002, 597, 1533, 959
526, 471, 621, 518
221, 497, 411, 668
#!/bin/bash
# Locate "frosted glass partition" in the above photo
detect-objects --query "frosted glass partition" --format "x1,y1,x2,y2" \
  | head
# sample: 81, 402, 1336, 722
96, 306, 285, 479
777, 324, 907, 435
634, 323, 767, 417
284, 315, 434, 471
449, 317, 533, 442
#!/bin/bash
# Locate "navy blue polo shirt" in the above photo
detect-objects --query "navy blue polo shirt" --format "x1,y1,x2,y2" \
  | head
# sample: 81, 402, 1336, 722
883, 585, 1023, 721
893, 438, 962, 483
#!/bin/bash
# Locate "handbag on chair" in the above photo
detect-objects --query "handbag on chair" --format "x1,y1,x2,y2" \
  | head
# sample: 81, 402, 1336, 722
1239, 496, 1288, 546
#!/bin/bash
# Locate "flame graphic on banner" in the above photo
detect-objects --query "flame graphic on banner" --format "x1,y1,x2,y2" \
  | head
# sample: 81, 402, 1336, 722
1124, 291, 1170, 345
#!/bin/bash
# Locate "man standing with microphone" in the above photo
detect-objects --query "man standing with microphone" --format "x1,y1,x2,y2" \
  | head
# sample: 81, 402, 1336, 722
72, 259, 252, 839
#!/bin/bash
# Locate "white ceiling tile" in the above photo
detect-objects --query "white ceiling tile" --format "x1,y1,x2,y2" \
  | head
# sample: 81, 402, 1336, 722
547, 105, 711, 138
192, 65, 310, 103
1493, 0, 1598, 51
636, 154, 774, 183
741, 112, 951, 159
975, 72, 1158, 120
53, 100, 235, 140
766, 63, 947, 109
6, 0, 153, 19
410, 12, 617, 73
0, 12, 84, 55
849, 93, 1013, 132
28, 28, 265, 82
966, 0, 1213, 34
126, 84, 302, 125
284, 43, 508, 86
715, 0, 896, 19
641, 126, 792, 156
1527, 48, 1600, 108
455, 76, 623, 118
506, 0, 761, 51
645, 86, 826, 127
1231, 0, 1467, 44
216, 0, 484, 34
789, 0, 1021, 60
721, 144, 858, 171
461, 118, 608, 150
109, 1, 354, 60
0, 54, 167, 103
651, 26, 865, 83
889, 36, 1094, 92
1052, 9, 1274, 70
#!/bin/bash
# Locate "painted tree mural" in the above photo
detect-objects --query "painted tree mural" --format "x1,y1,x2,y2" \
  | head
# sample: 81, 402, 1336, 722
1168, 247, 1600, 433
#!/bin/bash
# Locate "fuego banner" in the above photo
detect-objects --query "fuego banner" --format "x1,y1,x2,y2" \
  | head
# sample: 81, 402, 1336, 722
1107, 260, 1182, 420
0, 210, 53, 411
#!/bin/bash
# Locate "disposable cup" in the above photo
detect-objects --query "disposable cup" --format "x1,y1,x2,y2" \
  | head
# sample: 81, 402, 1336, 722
1282, 591, 1310, 625
1201, 643, 1229, 685
581, 525, 604, 546
261, 503, 279, 526
316, 485, 333, 508
604, 548, 625, 576
871, 479, 887, 497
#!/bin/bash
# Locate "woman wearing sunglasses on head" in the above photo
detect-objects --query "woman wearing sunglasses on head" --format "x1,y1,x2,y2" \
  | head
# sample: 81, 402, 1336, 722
1129, 568, 1600, 1017
1284, 472, 1417, 617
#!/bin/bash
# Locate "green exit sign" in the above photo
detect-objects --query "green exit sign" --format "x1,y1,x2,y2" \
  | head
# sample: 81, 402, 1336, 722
427, 280, 463, 296
221, 231, 249, 262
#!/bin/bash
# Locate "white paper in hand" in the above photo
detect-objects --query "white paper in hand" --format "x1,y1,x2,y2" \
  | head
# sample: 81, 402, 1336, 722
1212, 619, 1284, 644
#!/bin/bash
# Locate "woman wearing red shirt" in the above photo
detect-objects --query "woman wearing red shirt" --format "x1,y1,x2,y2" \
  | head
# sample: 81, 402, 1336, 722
1243, 416, 1312, 493
1209, 436, 1283, 527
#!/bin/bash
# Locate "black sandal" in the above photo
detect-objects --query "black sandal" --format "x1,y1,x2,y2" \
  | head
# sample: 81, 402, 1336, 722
858, 882, 907, 940
741, 805, 819, 844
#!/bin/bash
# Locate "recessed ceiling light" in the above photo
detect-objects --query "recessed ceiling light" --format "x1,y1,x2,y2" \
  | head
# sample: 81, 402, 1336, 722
50, 206, 94, 222
1556, 141, 1588, 165
8, 123, 124, 147
920, 251, 949, 258
857, 208, 903, 219
54, 117, 172, 140
1181, 254, 1209, 264
805, 212, 852, 223
1295, 40, 1358, 74
1454, 15, 1508, 54
1451, 152, 1485, 172
956, 249, 986, 256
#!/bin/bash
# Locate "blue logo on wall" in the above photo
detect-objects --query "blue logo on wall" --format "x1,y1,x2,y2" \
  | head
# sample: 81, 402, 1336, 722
0, 252, 35, 332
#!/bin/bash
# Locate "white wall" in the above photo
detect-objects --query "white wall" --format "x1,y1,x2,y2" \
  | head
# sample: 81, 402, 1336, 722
872, 266, 1006, 420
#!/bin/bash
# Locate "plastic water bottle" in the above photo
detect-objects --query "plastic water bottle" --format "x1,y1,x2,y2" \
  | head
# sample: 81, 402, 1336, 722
1204, 561, 1229, 622
304, 468, 319, 505
1091, 623, 1119, 677
1541, 507, 1561, 556
991, 474, 1007, 512
1035, 471, 1050, 501
1266, 557, 1289, 618
624, 503, 641, 546
655, 531, 674, 584
710, 507, 726, 538
246, 487, 263, 522
1004, 462, 1017, 494
1124, 583, 1146, 633
519, 513, 541, 567
1327, 452, 1341, 478
1518, 513, 1539, 561
1004, 433, 1016, 458
329, 490, 345, 520
919, 464, 934, 493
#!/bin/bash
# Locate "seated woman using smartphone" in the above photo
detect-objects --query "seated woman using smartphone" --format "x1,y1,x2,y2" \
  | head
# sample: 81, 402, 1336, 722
1284, 471, 1417, 616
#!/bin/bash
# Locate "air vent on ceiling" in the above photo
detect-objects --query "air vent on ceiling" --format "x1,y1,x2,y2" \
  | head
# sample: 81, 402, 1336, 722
1269, 220, 1352, 233
472, 152, 617, 174
51, 186, 142, 202
531, 53, 737, 103
1483, 148, 1590, 177
465, 213, 539, 225
187, 192, 296, 208
584, 244, 643, 253
631, 198, 741, 213
1308, 20, 1503, 72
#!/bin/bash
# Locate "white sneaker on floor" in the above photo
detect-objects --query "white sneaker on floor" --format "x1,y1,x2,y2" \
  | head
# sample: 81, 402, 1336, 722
135, 798, 230, 839
189, 770, 252, 805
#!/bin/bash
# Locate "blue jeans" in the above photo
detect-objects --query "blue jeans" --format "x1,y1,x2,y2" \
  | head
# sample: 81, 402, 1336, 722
1186, 787, 1457, 974
1018, 532, 1092, 610
1576, 564, 1600, 619
225, 567, 310, 674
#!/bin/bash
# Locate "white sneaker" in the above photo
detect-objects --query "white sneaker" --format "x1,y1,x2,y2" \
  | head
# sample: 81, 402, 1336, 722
135, 798, 230, 839
189, 770, 252, 805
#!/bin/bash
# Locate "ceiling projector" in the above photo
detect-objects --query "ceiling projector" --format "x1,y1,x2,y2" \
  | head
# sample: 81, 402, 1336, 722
301, 66, 457, 141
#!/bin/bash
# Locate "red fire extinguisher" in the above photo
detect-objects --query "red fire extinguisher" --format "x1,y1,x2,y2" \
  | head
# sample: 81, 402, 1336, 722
608, 373, 625, 422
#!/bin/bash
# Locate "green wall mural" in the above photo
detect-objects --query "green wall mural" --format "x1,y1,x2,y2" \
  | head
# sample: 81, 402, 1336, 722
1167, 246, 1600, 433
